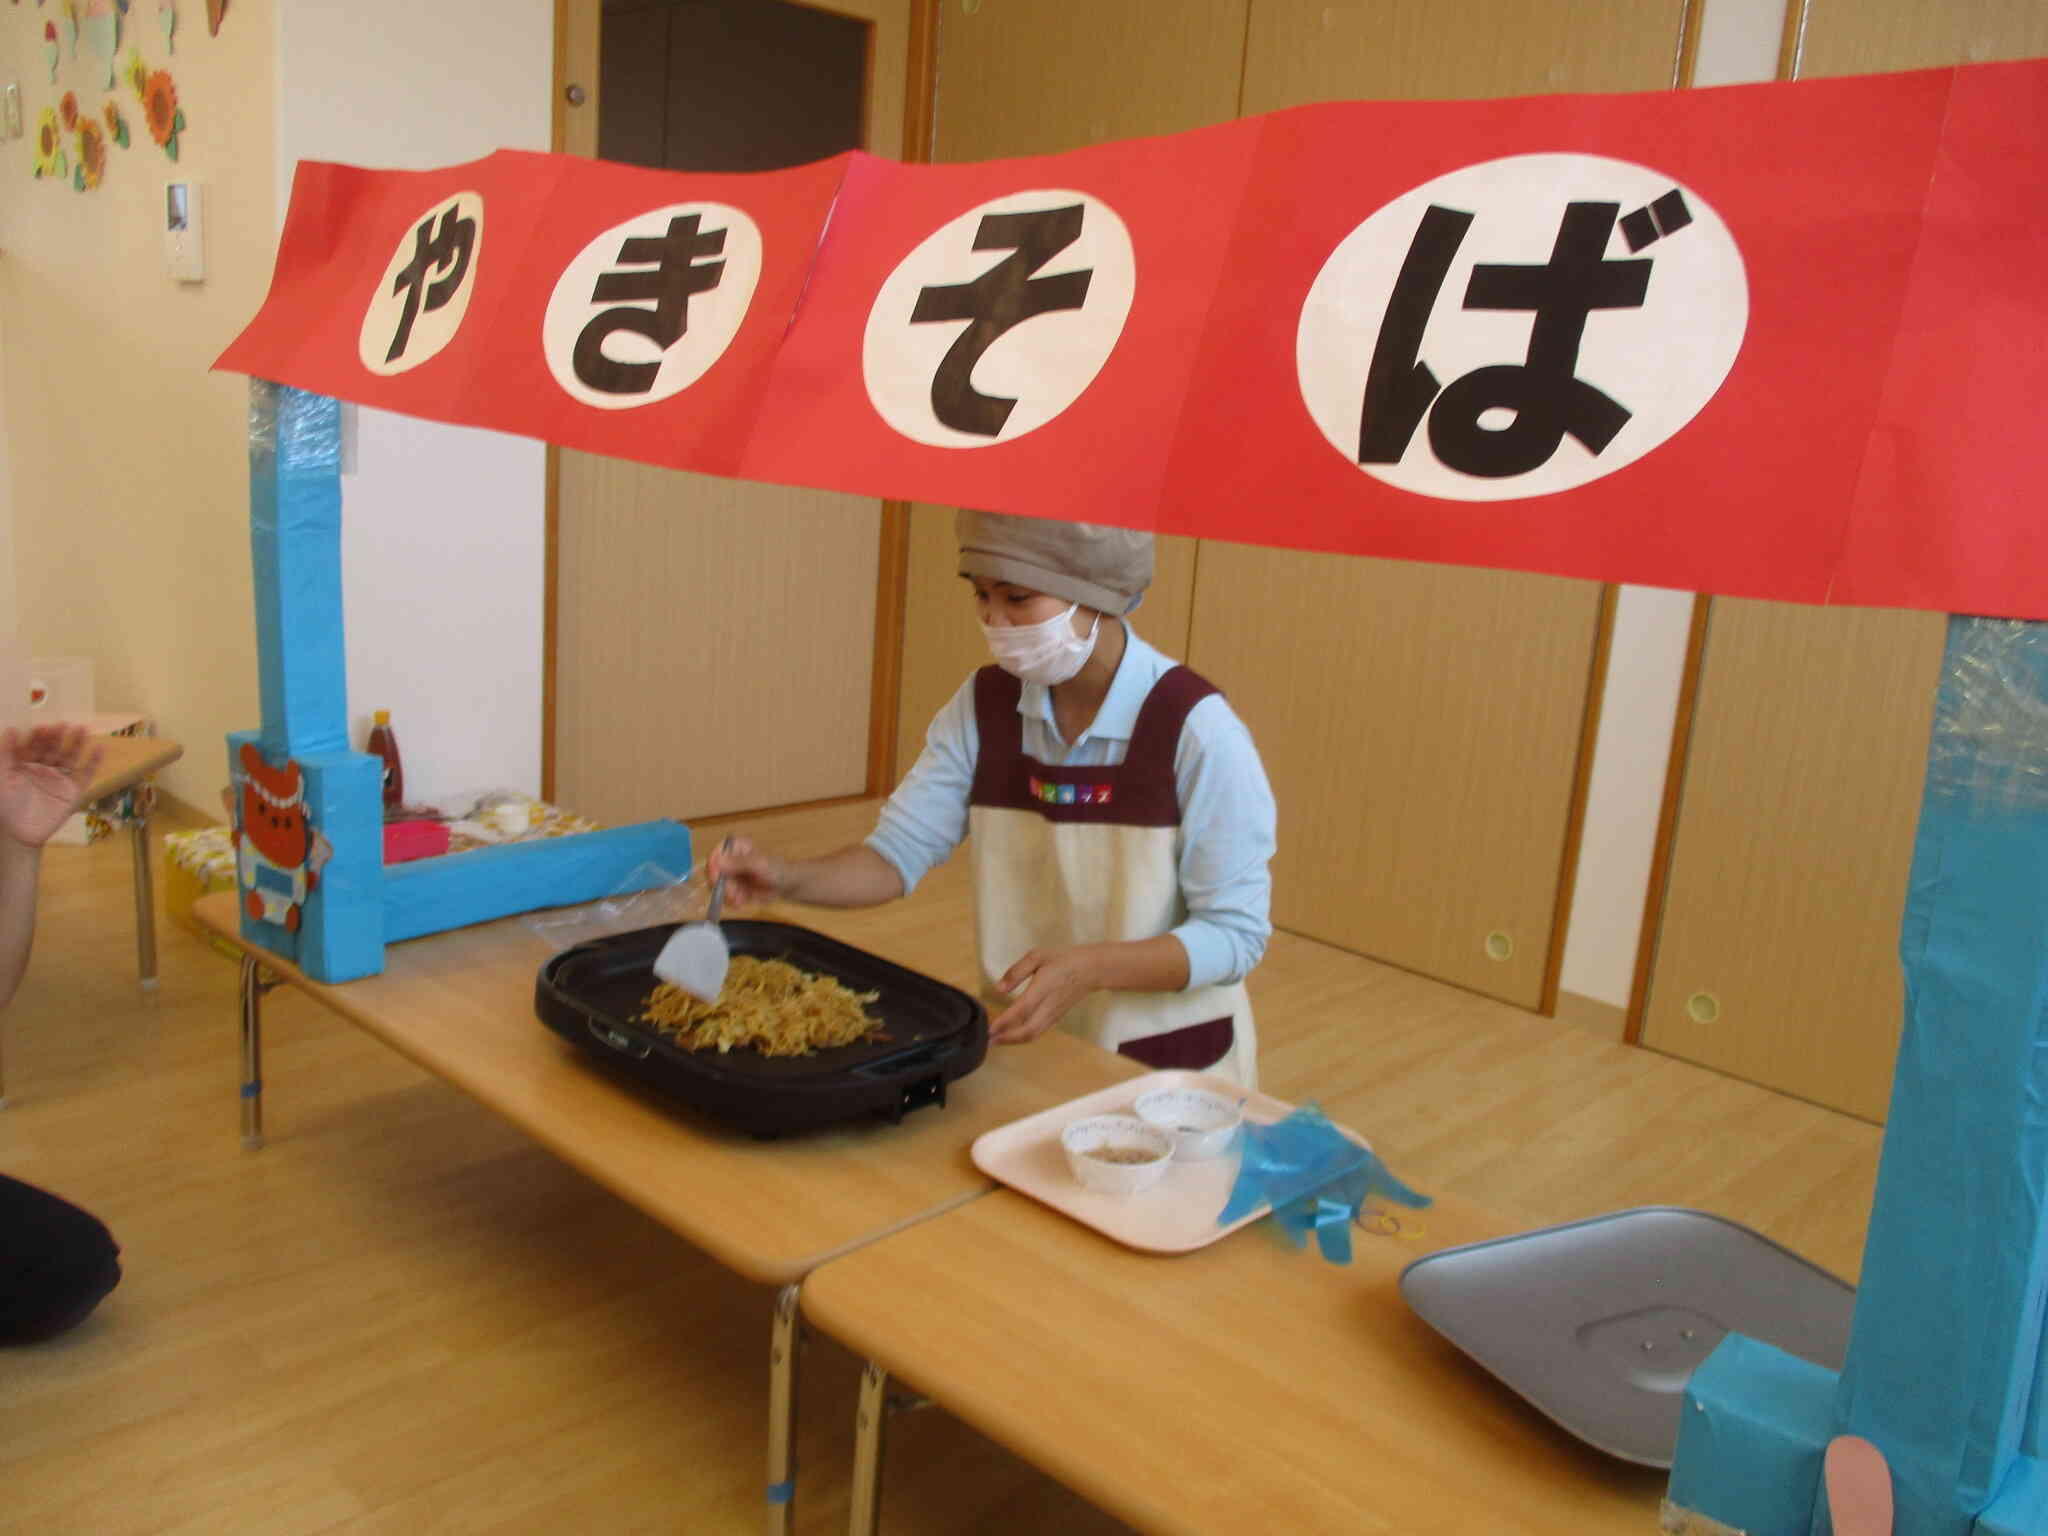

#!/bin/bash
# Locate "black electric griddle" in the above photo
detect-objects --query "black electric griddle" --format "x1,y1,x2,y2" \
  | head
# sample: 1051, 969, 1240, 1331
535, 919, 988, 1137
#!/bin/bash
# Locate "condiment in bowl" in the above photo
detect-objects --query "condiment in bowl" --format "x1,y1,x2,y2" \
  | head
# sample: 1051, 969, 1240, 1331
1060, 1114, 1174, 1194
1133, 1086, 1244, 1161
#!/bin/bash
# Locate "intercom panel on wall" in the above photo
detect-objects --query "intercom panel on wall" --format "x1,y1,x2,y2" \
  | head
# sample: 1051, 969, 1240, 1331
165, 180, 205, 282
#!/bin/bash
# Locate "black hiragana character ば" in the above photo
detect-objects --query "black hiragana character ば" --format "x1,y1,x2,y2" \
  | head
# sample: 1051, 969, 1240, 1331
1357, 199, 1657, 479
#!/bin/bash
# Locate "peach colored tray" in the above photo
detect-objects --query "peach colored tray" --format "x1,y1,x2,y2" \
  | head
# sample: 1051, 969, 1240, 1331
970, 1069, 1366, 1255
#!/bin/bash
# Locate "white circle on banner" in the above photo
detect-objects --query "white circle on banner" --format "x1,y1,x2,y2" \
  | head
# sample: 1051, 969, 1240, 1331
542, 203, 762, 410
1297, 153, 1748, 501
358, 191, 486, 376
864, 189, 1135, 449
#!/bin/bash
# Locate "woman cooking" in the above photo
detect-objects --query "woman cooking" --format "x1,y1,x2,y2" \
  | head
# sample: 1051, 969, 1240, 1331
710, 510, 1277, 1088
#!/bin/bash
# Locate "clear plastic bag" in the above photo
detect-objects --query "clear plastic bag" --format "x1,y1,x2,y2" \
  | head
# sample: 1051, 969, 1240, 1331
526, 858, 714, 953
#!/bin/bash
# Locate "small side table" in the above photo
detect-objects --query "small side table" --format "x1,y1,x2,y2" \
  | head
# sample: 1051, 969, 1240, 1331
81, 734, 186, 988
0, 733, 183, 1108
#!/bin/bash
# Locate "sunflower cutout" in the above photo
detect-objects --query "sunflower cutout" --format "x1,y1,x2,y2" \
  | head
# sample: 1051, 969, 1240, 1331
125, 45, 147, 99
142, 67, 182, 159
32, 107, 68, 180
73, 116, 107, 190
103, 98, 130, 148
59, 90, 79, 129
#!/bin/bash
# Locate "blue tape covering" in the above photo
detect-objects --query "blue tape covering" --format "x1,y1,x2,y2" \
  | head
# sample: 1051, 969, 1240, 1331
1667, 1334, 1833, 1536
239, 1080, 262, 1098
247, 383, 348, 762
383, 821, 694, 944
1827, 617, 2048, 1536
1979, 1453, 2048, 1536
765, 1481, 795, 1506
1216, 1105, 1429, 1265
296, 752, 386, 983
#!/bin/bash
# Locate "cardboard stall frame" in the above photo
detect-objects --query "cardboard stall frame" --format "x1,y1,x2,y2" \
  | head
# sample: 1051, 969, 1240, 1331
219, 66, 2048, 1534
230, 382, 692, 986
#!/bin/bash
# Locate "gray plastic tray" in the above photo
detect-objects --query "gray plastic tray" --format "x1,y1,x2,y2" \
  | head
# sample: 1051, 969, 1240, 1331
1398, 1206, 1854, 1467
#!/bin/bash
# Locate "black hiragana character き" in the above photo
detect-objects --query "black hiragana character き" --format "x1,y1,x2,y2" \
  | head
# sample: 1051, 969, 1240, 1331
571, 214, 728, 396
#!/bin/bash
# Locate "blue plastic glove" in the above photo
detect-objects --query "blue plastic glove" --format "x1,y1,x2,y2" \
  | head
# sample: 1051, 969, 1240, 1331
1217, 1105, 1431, 1264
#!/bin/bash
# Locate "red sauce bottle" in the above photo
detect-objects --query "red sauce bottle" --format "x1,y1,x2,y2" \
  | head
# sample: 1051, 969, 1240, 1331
367, 709, 403, 810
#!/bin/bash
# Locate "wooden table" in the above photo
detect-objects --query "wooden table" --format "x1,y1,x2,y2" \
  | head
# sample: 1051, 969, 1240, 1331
0, 734, 183, 1107
803, 1188, 1672, 1535
193, 888, 1135, 1535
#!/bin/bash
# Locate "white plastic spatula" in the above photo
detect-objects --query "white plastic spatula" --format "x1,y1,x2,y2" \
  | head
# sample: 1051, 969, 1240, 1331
652, 838, 732, 1004
1824, 1435, 1894, 1536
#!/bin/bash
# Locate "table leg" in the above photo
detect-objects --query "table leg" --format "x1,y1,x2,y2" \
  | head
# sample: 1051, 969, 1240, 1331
240, 953, 276, 1150
130, 815, 159, 989
767, 1282, 801, 1536
849, 1360, 889, 1536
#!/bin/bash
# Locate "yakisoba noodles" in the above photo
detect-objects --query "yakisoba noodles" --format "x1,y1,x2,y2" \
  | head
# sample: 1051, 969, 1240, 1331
639, 955, 887, 1057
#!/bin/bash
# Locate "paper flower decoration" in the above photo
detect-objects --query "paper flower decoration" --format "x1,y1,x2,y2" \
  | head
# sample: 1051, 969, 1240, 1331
60, 0, 77, 53
205, 0, 223, 35
125, 45, 146, 98
102, 98, 129, 147
44, 21, 59, 80
82, 0, 120, 89
59, 90, 78, 128
158, 0, 172, 51
74, 115, 106, 190
142, 67, 181, 158
32, 107, 67, 179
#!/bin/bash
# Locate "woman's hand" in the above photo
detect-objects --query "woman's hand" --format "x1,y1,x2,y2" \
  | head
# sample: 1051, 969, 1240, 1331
0, 726, 102, 851
704, 835, 790, 911
989, 946, 1104, 1044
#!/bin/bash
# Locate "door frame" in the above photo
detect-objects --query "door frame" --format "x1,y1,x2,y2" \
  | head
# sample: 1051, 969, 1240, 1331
543, 0, 939, 804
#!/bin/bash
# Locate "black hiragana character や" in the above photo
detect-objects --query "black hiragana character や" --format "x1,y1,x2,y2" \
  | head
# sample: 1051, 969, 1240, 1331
385, 205, 478, 365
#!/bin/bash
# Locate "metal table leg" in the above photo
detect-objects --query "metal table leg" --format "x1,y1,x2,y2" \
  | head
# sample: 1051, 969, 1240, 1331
130, 815, 159, 989
767, 1282, 801, 1536
240, 953, 277, 1149
849, 1362, 890, 1536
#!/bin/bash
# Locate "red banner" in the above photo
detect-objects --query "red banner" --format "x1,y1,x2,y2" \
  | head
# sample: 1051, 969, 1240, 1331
215, 60, 2048, 619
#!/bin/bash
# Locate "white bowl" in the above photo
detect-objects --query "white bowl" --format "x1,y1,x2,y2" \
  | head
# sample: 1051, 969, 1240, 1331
1060, 1114, 1174, 1195
1133, 1086, 1244, 1161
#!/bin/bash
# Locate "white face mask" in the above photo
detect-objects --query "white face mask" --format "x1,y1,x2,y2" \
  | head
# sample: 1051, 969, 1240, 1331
982, 603, 1100, 687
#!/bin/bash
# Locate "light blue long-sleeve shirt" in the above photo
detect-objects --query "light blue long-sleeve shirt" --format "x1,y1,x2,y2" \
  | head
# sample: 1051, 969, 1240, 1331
865, 625, 1277, 989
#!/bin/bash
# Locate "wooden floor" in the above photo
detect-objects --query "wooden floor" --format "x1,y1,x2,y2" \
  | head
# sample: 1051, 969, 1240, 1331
0, 802, 1886, 1534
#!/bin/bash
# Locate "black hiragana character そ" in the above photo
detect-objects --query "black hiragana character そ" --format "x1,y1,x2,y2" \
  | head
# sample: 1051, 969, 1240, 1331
910, 204, 1093, 437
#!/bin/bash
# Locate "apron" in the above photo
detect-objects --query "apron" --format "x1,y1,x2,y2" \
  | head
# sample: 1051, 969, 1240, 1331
967, 664, 1257, 1090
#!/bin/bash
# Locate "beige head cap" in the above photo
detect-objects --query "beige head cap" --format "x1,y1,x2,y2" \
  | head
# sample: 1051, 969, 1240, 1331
956, 510, 1154, 616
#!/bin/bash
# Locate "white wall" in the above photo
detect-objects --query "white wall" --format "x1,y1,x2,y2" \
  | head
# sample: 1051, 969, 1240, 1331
0, 301, 18, 731
1555, 0, 1788, 1010
0, 298, 16, 661
275, 0, 553, 807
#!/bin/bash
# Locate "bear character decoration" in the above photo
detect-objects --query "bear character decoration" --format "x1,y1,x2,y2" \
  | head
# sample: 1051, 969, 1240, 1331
233, 741, 332, 933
